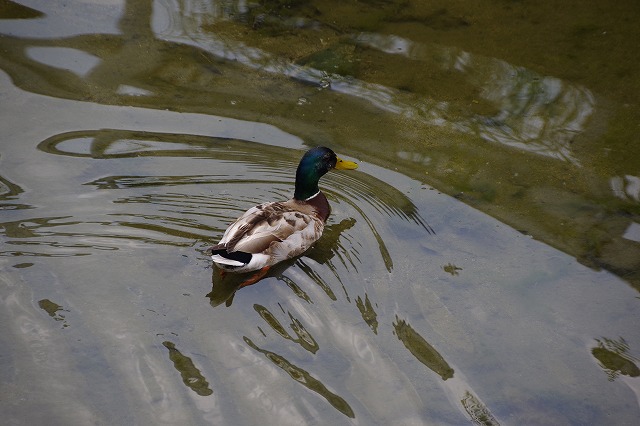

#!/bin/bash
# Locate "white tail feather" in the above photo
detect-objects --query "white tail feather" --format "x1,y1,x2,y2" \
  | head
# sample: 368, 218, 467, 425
211, 254, 246, 267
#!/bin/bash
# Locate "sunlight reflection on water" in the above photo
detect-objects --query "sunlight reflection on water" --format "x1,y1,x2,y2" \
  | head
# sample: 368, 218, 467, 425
154, 0, 594, 165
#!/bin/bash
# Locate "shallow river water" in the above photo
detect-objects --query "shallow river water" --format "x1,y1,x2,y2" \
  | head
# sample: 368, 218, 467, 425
1, 1, 639, 425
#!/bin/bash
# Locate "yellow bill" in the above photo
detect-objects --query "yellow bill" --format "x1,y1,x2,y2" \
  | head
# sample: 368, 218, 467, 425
335, 156, 358, 170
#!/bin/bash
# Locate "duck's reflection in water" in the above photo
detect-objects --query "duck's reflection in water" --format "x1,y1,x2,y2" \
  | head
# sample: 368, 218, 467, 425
207, 218, 357, 307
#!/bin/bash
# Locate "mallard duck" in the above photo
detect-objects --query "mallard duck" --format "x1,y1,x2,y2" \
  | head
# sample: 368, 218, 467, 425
210, 146, 358, 287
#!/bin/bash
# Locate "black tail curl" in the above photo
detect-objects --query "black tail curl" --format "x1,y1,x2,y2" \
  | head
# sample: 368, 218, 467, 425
209, 244, 253, 265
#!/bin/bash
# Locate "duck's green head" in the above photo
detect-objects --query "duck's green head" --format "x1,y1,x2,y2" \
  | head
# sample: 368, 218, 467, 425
294, 146, 358, 200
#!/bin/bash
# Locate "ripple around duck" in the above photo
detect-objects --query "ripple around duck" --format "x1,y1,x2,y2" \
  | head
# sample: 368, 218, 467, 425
17, 128, 432, 266
0, 170, 31, 211
243, 336, 355, 419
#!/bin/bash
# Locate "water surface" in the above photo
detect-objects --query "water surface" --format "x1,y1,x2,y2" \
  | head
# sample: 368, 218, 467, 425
1, 1, 639, 425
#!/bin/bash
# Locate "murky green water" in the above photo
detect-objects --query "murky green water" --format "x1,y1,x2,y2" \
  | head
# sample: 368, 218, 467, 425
1, 1, 639, 424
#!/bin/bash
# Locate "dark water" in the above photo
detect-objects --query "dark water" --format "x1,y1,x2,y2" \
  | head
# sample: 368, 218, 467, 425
1, 1, 639, 425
